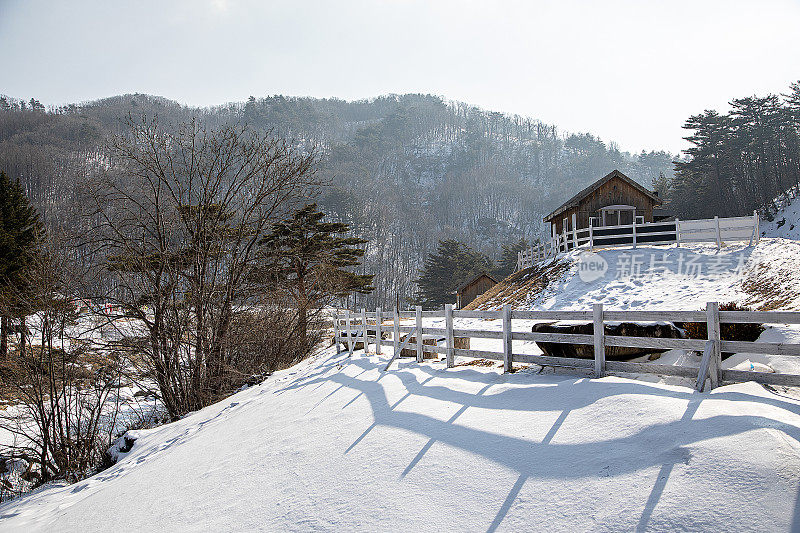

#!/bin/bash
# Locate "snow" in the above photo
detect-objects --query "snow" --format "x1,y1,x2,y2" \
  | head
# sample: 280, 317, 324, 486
512, 240, 800, 312
3, 345, 800, 531
762, 191, 800, 240
5, 205, 800, 529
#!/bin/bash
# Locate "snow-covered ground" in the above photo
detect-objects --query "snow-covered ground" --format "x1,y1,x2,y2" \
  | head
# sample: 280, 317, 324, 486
3, 345, 800, 531
762, 189, 800, 240
481, 239, 800, 312
6, 203, 800, 530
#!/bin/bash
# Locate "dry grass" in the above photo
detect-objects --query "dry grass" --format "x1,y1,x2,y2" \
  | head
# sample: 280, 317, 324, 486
467, 259, 570, 310
742, 263, 800, 310
454, 358, 498, 367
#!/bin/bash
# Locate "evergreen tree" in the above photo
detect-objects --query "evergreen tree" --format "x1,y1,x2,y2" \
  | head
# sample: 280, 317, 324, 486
0, 171, 43, 357
415, 240, 494, 309
495, 238, 529, 279
259, 204, 373, 343
671, 84, 800, 219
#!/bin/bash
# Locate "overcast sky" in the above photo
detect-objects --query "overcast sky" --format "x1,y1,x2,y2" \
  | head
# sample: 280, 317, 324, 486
1, 0, 799, 153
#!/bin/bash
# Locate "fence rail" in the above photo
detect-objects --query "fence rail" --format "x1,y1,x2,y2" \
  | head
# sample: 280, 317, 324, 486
517, 212, 760, 271
333, 303, 800, 392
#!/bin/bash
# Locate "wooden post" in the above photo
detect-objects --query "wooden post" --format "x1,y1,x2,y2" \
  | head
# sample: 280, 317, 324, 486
345, 309, 354, 356
393, 307, 400, 360
588, 223, 594, 251
445, 304, 454, 368
334, 311, 341, 352
752, 210, 760, 245
376, 307, 382, 355
631, 217, 637, 249
415, 305, 423, 363
706, 302, 721, 389
675, 217, 681, 247
562, 224, 568, 252
593, 303, 605, 377
714, 216, 721, 250
696, 340, 715, 392
502, 305, 512, 373
571, 213, 578, 248
361, 308, 368, 353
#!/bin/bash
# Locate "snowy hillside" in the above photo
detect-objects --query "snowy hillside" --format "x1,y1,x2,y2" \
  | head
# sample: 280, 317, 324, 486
762, 189, 800, 240
3, 346, 800, 532
477, 239, 800, 312
6, 211, 800, 531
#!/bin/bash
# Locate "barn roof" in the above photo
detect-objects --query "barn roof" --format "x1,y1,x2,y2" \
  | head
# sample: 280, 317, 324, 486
455, 272, 498, 293
543, 169, 662, 223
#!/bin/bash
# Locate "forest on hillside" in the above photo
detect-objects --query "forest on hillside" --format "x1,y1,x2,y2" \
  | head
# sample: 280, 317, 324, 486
0, 93, 674, 307
669, 81, 800, 220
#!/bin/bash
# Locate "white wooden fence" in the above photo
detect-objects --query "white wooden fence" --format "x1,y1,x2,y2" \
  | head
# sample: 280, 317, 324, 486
517, 212, 760, 271
334, 303, 800, 391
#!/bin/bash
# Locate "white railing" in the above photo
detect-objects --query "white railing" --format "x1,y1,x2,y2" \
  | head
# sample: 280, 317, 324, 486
517, 211, 760, 271
334, 303, 800, 391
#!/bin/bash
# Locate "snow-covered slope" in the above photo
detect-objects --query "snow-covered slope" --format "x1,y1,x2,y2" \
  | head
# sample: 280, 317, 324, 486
762, 189, 800, 240
3, 347, 800, 532
476, 239, 800, 312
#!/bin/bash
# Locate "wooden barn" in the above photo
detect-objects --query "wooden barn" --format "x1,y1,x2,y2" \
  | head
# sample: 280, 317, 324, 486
456, 272, 497, 309
543, 169, 662, 236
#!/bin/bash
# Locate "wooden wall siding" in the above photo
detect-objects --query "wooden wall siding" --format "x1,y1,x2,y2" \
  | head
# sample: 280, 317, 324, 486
551, 176, 657, 234
458, 277, 496, 309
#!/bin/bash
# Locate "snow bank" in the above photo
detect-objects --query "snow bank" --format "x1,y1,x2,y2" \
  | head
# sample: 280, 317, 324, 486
3, 347, 800, 531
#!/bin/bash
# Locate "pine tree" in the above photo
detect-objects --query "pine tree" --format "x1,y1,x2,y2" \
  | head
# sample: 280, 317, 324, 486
258, 204, 373, 344
0, 171, 43, 357
415, 240, 494, 309
495, 238, 529, 279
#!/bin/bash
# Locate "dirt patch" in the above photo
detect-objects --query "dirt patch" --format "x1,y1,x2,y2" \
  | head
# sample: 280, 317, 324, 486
454, 358, 497, 367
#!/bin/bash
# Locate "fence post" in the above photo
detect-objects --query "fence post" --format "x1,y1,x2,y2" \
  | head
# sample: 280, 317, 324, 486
675, 217, 681, 247
753, 210, 760, 245
362, 308, 368, 353
706, 302, 721, 389
376, 307, 382, 355
334, 311, 341, 352
593, 303, 605, 377
502, 305, 512, 373
572, 213, 578, 248
714, 216, 721, 250
415, 305, 423, 363
588, 223, 594, 251
632, 218, 637, 249
562, 224, 568, 252
393, 307, 400, 360
445, 304, 454, 368
345, 309, 354, 356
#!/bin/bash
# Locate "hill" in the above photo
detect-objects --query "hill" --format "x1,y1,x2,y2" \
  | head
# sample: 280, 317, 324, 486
5, 197, 800, 531
2, 345, 800, 531
0, 93, 675, 307
471, 239, 800, 312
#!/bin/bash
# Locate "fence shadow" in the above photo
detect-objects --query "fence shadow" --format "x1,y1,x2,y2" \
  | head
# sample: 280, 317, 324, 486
286, 348, 800, 531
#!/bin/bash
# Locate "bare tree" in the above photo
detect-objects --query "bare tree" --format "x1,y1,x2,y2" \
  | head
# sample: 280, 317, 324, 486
89, 115, 318, 419
0, 236, 126, 488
